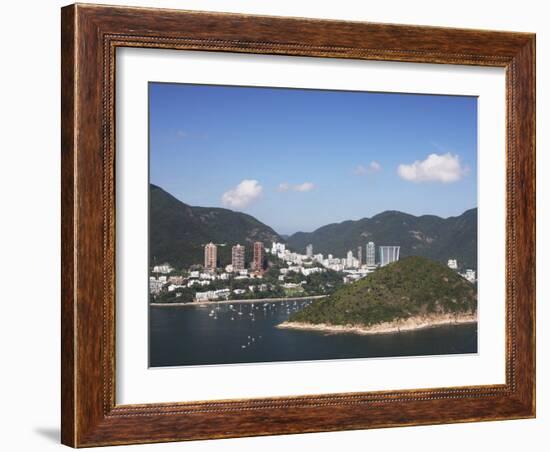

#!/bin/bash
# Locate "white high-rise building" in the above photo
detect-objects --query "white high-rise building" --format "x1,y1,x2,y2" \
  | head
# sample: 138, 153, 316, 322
306, 244, 313, 258
379, 246, 400, 267
366, 242, 376, 267
346, 250, 354, 268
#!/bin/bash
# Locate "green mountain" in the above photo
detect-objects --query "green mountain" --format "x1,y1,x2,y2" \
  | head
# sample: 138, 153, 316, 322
289, 256, 477, 327
287, 209, 477, 270
150, 184, 282, 269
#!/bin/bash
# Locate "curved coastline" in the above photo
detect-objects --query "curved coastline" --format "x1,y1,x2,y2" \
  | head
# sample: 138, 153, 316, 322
276, 312, 477, 335
150, 294, 327, 307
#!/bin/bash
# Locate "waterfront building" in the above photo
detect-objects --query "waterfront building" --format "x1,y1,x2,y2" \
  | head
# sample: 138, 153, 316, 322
357, 246, 362, 266
306, 244, 313, 258
366, 242, 376, 267
195, 289, 229, 301
253, 241, 264, 271
204, 242, 217, 270
463, 269, 477, 283
447, 259, 458, 270
232, 244, 245, 271
379, 246, 400, 267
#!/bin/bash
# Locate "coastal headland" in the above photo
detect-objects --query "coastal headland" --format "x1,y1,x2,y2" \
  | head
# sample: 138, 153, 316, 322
277, 312, 477, 336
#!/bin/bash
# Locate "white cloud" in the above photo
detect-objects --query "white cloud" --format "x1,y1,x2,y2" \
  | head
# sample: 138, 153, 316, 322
176, 129, 187, 138
277, 182, 290, 192
353, 161, 382, 176
221, 180, 263, 209
293, 182, 315, 192
369, 161, 382, 172
277, 182, 315, 192
397, 153, 467, 183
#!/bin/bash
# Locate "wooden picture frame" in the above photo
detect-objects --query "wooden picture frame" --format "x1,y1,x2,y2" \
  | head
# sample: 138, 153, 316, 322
61, 3, 535, 447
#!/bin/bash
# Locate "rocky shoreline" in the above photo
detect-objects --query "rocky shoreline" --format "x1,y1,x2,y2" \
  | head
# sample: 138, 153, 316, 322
276, 312, 477, 335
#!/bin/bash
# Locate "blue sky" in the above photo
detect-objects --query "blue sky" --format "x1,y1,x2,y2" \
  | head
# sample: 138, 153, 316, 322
149, 83, 477, 235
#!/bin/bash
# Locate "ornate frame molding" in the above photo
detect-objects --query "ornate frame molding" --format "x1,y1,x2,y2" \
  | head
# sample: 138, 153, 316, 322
62, 4, 535, 447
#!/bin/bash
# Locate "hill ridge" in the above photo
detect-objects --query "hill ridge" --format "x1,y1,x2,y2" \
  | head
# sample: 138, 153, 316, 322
287, 208, 477, 269
287, 256, 477, 328
150, 184, 282, 269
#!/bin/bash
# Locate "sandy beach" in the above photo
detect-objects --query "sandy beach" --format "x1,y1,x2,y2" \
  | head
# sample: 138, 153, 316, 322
150, 295, 327, 307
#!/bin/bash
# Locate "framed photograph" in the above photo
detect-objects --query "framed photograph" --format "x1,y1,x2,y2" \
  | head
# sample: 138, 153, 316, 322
61, 4, 535, 447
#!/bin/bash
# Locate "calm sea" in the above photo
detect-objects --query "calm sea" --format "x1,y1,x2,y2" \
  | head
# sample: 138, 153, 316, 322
149, 300, 477, 367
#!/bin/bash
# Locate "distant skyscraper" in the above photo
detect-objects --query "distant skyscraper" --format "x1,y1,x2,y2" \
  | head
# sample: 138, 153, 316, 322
366, 242, 376, 267
253, 241, 264, 272
379, 246, 400, 267
204, 242, 217, 270
232, 244, 245, 271
357, 246, 362, 266
306, 244, 313, 258
346, 250, 354, 268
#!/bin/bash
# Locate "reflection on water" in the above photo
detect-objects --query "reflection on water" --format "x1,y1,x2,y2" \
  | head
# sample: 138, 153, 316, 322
149, 300, 477, 367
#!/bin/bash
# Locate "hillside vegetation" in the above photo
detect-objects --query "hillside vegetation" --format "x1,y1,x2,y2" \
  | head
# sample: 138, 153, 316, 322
150, 184, 281, 269
287, 209, 477, 270
288, 256, 477, 327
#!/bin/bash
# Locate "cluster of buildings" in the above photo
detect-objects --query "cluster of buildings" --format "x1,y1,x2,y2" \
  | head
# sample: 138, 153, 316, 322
447, 259, 477, 283
149, 241, 267, 300
150, 240, 404, 300
204, 241, 264, 273
150, 237, 476, 302
268, 241, 401, 284
269, 241, 399, 271
149, 265, 267, 297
